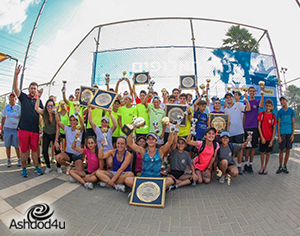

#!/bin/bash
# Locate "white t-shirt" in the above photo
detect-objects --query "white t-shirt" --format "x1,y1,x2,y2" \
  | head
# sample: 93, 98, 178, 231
95, 126, 113, 152
64, 126, 82, 155
2, 104, 21, 129
224, 102, 245, 136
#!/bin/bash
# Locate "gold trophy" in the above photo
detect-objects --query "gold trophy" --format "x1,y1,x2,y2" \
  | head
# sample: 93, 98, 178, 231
161, 117, 170, 125
75, 125, 81, 142
242, 86, 249, 101
200, 84, 206, 97
73, 101, 80, 115
161, 88, 167, 94
101, 127, 109, 146
206, 79, 211, 90
122, 117, 145, 136
259, 81, 265, 95
226, 84, 232, 93
62, 80, 67, 93
122, 71, 127, 79
59, 100, 65, 106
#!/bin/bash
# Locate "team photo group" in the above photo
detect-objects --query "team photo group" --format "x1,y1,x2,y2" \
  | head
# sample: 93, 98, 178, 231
2, 64, 295, 196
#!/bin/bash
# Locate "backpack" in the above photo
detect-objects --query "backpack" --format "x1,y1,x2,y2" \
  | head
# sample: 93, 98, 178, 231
217, 142, 234, 158
194, 139, 218, 164
260, 111, 275, 127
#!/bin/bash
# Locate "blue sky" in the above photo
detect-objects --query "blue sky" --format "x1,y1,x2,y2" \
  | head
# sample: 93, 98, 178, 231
0, 0, 300, 101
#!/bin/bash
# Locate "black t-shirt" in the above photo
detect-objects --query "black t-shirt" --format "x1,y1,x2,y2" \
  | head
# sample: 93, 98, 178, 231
18, 92, 43, 133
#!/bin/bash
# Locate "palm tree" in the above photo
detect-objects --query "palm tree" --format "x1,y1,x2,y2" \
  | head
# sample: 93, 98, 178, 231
221, 25, 259, 53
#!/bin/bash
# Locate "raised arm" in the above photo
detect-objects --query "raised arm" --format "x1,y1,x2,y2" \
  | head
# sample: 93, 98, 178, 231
87, 106, 96, 130
142, 91, 151, 108
98, 144, 114, 159
127, 131, 145, 156
159, 125, 176, 156
125, 78, 133, 97
55, 112, 65, 130
107, 108, 117, 132
35, 89, 44, 115
132, 82, 138, 100
259, 86, 265, 108
186, 131, 199, 147
13, 65, 21, 98
62, 85, 69, 106
115, 78, 123, 94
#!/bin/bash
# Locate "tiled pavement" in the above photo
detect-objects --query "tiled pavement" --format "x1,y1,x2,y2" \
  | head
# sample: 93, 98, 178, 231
0, 141, 300, 236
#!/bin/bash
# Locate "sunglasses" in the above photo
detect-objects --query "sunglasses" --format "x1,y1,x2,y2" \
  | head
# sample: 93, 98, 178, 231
47, 105, 54, 108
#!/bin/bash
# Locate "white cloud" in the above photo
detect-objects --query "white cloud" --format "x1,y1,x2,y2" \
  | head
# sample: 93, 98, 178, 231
0, 0, 40, 33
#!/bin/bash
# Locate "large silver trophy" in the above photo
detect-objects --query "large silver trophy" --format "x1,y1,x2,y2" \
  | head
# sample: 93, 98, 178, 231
148, 80, 155, 94
175, 115, 184, 132
190, 118, 198, 136
246, 131, 253, 148
153, 121, 160, 134
122, 117, 145, 136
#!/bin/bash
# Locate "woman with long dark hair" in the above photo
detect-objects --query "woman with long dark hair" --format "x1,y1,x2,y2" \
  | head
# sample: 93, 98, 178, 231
35, 89, 61, 174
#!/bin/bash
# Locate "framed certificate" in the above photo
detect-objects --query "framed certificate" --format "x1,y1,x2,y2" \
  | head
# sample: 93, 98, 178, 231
208, 114, 230, 135
79, 86, 98, 107
133, 72, 149, 85
165, 104, 187, 126
90, 89, 117, 110
129, 177, 166, 208
180, 75, 196, 89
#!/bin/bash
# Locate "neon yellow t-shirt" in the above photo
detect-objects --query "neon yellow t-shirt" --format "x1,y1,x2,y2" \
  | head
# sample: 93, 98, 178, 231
87, 108, 103, 129
118, 106, 137, 136
68, 101, 85, 125
59, 111, 69, 134
105, 110, 120, 137
178, 107, 193, 137
147, 103, 165, 136
135, 103, 150, 134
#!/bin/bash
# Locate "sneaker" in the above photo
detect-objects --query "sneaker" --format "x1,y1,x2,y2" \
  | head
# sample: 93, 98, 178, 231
44, 167, 51, 174
219, 175, 225, 184
99, 181, 107, 187
238, 166, 243, 175
7, 159, 11, 167
282, 166, 289, 174
185, 169, 192, 174
69, 177, 77, 183
115, 184, 126, 192
242, 157, 245, 162
276, 166, 283, 174
248, 165, 253, 174
22, 169, 28, 178
66, 165, 72, 175
51, 157, 56, 163
57, 167, 62, 174
17, 159, 21, 167
243, 164, 248, 174
168, 184, 178, 192
127, 192, 132, 200
84, 182, 94, 190
26, 163, 31, 167
192, 181, 196, 186
41, 158, 45, 164
34, 167, 43, 175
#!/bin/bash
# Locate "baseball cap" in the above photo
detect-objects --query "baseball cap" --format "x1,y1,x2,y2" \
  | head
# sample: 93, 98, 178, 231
220, 131, 230, 138
69, 114, 78, 120
205, 127, 217, 135
152, 96, 161, 102
146, 133, 158, 140
279, 95, 288, 101
224, 92, 233, 98
124, 94, 132, 100
101, 116, 109, 122
233, 90, 242, 96
9, 93, 16, 97
211, 96, 217, 101
178, 137, 187, 143
69, 94, 74, 98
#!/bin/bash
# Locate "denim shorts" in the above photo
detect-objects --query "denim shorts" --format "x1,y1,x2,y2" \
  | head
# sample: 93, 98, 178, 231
4, 127, 19, 148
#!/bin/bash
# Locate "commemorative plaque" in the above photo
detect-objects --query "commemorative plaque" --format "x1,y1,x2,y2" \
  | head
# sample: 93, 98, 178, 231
79, 86, 98, 107
90, 89, 117, 110
208, 114, 229, 135
129, 177, 166, 207
180, 75, 196, 89
133, 72, 149, 85
165, 104, 187, 126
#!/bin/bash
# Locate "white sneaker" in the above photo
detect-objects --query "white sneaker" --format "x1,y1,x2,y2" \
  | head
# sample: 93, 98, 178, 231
17, 159, 21, 167
45, 167, 51, 174
7, 159, 11, 167
219, 175, 225, 184
99, 181, 107, 187
84, 182, 94, 190
57, 167, 62, 174
115, 184, 126, 192
69, 177, 77, 183
66, 165, 72, 175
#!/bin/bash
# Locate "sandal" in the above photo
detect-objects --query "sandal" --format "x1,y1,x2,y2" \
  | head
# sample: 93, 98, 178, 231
263, 169, 268, 175
258, 169, 264, 175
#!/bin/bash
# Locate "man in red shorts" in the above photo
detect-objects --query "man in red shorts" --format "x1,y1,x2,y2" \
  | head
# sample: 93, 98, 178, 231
13, 65, 44, 177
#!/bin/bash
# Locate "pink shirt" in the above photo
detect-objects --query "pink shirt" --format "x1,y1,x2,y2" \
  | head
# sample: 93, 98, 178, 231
135, 152, 143, 172
193, 141, 219, 171
83, 148, 99, 173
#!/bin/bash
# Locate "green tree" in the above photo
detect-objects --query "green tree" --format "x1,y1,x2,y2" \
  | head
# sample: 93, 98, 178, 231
221, 25, 259, 53
286, 85, 300, 115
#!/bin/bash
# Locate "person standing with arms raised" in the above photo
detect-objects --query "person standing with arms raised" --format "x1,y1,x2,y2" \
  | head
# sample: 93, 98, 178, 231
13, 65, 44, 177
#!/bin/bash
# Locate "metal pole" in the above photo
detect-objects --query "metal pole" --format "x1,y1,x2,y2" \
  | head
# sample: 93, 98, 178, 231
280, 67, 288, 92
91, 26, 101, 86
19, 0, 47, 90
189, 19, 198, 84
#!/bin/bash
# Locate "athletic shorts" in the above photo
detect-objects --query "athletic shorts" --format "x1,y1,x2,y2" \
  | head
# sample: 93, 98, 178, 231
229, 134, 244, 144
168, 169, 185, 179
244, 128, 259, 148
4, 127, 19, 148
18, 129, 39, 152
259, 140, 273, 153
279, 134, 293, 150
65, 152, 83, 163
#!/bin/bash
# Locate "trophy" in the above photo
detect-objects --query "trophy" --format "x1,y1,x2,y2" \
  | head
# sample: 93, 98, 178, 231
148, 80, 155, 94
101, 127, 109, 146
206, 79, 211, 90
75, 125, 81, 142
62, 80, 67, 93
242, 86, 249, 101
122, 71, 127, 79
200, 84, 206, 97
153, 121, 160, 134
121, 117, 145, 136
190, 118, 198, 136
59, 100, 65, 106
105, 73, 110, 85
175, 115, 183, 132
161, 117, 170, 125
73, 101, 80, 115
246, 131, 253, 148
226, 84, 232, 93
161, 88, 167, 94
52, 108, 57, 114
259, 81, 265, 95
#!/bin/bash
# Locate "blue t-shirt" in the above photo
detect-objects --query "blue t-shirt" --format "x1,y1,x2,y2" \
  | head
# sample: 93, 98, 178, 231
194, 109, 208, 140
277, 107, 295, 134
18, 92, 43, 133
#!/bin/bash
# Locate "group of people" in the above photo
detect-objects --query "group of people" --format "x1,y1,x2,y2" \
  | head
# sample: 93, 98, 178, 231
1, 65, 295, 194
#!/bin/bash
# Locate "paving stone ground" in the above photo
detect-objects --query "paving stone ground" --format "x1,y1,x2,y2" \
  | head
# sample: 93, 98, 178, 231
0, 140, 300, 236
